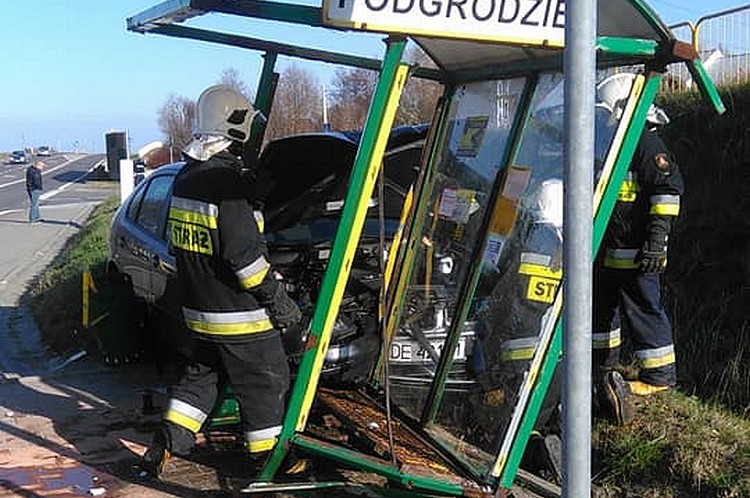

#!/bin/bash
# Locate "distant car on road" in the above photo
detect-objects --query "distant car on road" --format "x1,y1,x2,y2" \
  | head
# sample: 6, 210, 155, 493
8, 150, 28, 164
36, 146, 52, 157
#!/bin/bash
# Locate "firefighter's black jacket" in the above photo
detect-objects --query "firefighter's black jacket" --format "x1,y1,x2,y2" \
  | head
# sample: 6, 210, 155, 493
168, 151, 281, 341
602, 129, 683, 268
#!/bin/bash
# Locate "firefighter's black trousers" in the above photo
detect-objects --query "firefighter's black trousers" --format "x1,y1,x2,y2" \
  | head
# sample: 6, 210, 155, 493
163, 332, 290, 455
593, 266, 676, 387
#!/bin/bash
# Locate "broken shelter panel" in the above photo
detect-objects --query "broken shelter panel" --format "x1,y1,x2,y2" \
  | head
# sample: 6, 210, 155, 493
386, 78, 526, 421
423, 72, 623, 473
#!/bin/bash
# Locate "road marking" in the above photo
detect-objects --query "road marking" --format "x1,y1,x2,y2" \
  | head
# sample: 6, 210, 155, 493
0, 155, 96, 192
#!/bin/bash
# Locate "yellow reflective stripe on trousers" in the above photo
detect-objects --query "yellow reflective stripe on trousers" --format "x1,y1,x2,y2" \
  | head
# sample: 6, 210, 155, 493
500, 336, 538, 361
165, 398, 208, 434
649, 194, 680, 216
182, 307, 274, 336
245, 426, 281, 454
592, 328, 622, 349
236, 256, 270, 290
636, 345, 675, 369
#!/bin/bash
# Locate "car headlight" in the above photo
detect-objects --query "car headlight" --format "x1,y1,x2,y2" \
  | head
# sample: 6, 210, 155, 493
325, 342, 359, 363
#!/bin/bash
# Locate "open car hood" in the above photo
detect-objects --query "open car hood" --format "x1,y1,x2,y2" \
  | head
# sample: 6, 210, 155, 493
255, 125, 428, 233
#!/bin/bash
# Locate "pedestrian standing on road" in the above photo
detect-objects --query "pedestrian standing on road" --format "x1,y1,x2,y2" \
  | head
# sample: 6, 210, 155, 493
25, 160, 44, 223
592, 73, 684, 426
139, 85, 302, 479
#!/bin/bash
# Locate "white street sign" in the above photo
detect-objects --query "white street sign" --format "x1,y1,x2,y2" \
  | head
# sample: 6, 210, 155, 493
323, 0, 566, 46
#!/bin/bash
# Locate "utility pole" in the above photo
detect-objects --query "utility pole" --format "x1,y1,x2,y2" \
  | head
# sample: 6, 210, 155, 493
563, 0, 596, 496
322, 83, 331, 132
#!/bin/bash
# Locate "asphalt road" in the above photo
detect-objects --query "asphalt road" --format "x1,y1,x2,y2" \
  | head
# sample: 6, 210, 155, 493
0, 158, 202, 497
0, 159, 302, 497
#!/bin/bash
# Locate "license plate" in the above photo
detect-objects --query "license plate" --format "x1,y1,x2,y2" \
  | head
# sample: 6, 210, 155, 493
390, 337, 467, 363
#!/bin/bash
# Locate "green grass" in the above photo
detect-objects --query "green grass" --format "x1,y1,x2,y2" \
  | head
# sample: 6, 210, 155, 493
658, 84, 750, 412
593, 391, 750, 497
28, 196, 119, 356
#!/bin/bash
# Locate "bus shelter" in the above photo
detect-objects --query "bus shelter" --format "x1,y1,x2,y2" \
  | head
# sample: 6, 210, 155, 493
128, 0, 725, 496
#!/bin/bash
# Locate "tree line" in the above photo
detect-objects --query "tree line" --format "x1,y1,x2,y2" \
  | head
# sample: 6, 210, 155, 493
157, 48, 442, 151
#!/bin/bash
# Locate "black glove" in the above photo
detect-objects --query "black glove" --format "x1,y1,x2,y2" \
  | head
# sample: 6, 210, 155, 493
266, 283, 302, 331
636, 217, 670, 274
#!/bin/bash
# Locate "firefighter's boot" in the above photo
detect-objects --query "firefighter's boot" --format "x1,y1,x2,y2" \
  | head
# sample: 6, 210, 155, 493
628, 380, 670, 396
599, 371, 633, 426
138, 429, 172, 479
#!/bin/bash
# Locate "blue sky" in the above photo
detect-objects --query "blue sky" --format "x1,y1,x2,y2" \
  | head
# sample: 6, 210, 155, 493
0, 0, 744, 153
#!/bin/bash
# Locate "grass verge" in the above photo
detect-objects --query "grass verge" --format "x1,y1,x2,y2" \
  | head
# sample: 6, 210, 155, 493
594, 391, 750, 497
27, 196, 120, 357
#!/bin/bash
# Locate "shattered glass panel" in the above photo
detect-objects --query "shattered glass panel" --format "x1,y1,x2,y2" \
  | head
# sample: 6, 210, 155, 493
385, 78, 526, 424
420, 72, 623, 474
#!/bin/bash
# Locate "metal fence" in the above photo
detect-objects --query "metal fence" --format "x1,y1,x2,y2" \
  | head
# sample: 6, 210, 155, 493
663, 4, 750, 91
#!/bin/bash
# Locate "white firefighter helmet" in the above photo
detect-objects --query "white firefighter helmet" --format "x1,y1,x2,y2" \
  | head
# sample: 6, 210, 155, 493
597, 72, 669, 126
529, 178, 564, 229
646, 104, 670, 126
596, 73, 635, 118
194, 85, 261, 143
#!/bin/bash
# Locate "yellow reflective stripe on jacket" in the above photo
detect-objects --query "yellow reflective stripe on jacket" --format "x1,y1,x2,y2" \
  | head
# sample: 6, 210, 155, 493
592, 328, 622, 350
500, 336, 538, 362
635, 345, 675, 369
649, 194, 680, 216
253, 210, 265, 234
245, 426, 281, 454
603, 248, 639, 269
164, 398, 208, 434
170, 221, 213, 255
518, 252, 562, 280
182, 307, 274, 336
236, 256, 270, 290
617, 173, 639, 202
169, 196, 219, 229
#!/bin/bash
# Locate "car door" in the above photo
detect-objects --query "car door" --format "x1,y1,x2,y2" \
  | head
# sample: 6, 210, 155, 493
116, 172, 175, 303
133, 173, 175, 303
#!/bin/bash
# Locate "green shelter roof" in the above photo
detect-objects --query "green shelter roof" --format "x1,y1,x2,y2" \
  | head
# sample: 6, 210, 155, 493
128, 0, 684, 81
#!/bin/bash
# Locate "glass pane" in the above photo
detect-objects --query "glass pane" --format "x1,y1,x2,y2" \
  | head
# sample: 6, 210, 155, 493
136, 175, 172, 239
386, 78, 526, 422
422, 72, 625, 474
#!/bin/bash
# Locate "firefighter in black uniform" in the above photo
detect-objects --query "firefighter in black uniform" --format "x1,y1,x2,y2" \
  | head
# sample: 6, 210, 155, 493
471, 178, 564, 449
139, 85, 301, 477
593, 73, 683, 425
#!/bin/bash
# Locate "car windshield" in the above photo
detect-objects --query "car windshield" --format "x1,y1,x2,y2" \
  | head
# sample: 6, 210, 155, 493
12, 151, 24, 156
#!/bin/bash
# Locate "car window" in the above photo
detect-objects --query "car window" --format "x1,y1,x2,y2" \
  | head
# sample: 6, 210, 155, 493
126, 183, 148, 221
133, 175, 173, 241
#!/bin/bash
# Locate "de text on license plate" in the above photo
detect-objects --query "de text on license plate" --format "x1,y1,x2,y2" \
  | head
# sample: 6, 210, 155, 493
390, 338, 466, 363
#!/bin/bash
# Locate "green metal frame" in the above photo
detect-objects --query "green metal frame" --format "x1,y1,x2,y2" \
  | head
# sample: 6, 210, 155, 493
292, 434, 465, 495
688, 58, 727, 115
259, 36, 411, 481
